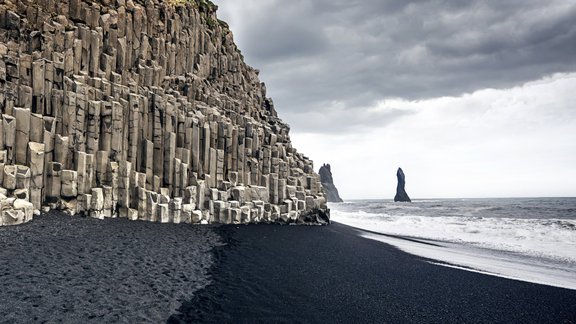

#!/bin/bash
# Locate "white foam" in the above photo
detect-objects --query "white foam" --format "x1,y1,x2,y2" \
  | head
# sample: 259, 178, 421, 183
331, 209, 576, 262
330, 206, 576, 290
360, 232, 576, 290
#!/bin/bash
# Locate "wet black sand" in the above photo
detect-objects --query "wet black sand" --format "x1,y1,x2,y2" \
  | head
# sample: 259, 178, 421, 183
1, 215, 575, 323
170, 222, 576, 323
0, 212, 221, 323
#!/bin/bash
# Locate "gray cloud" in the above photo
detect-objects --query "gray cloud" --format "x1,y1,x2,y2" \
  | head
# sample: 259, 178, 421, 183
284, 106, 414, 135
213, 0, 576, 133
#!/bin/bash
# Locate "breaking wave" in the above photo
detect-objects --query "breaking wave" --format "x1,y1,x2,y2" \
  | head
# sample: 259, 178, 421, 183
330, 198, 576, 263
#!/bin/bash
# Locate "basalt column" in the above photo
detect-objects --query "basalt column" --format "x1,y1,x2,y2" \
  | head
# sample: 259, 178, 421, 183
0, 0, 328, 226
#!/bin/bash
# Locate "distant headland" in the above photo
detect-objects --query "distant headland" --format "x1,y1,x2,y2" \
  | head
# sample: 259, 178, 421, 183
319, 163, 343, 203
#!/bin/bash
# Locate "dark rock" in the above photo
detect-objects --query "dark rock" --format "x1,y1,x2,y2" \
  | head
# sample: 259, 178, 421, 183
394, 167, 411, 202
297, 208, 330, 225
5, 11, 20, 30
319, 164, 343, 203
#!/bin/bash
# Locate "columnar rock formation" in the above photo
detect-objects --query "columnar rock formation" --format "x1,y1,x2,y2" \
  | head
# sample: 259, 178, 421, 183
319, 163, 343, 203
394, 167, 411, 202
0, 0, 328, 226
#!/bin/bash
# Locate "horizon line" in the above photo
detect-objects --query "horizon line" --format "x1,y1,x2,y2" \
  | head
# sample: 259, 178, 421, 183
332, 196, 576, 201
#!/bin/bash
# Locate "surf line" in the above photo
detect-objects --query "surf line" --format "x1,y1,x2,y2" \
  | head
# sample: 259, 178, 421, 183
336, 222, 445, 247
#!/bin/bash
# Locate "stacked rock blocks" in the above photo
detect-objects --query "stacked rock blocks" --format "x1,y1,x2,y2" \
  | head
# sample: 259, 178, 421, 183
0, 0, 327, 226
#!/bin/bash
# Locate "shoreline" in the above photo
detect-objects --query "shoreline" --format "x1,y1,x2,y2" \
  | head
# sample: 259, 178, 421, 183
1, 213, 575, 322
171, 222, 576, 323
360, 229, 576, 291
333, 222, 576, 291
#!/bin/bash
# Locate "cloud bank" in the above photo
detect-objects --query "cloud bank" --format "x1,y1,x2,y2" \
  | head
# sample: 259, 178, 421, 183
213, 0, 576, 197
291, 73, 576, 198
215, 0, 576, 130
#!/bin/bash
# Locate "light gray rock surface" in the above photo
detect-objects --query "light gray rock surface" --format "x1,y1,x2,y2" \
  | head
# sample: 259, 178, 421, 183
0, 0, 328, 225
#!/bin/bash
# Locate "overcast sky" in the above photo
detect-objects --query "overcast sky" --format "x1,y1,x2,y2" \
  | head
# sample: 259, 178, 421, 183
212, 0, 576, 199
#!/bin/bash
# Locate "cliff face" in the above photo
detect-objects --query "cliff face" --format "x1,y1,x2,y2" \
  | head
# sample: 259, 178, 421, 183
319, 164, 343, 203
0, 0, 328, 225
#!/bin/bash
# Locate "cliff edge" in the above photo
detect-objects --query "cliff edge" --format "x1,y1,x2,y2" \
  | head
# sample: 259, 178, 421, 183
0, 0, 328, 225
319, 163, 343, 203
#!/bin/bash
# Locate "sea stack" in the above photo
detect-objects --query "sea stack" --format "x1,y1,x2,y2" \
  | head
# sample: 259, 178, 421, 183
394, 168, 411, 202
319, 164, 343, 203
0, 0, 328, 226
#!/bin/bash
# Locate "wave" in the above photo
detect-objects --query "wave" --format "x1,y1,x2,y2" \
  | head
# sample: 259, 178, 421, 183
330, 209, 576, 263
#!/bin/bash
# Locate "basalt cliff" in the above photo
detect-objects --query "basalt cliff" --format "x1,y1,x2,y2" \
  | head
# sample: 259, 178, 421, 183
0, 0, 328, 226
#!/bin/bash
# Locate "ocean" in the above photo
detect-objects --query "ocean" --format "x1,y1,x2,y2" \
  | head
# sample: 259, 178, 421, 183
330, 197, 576, 290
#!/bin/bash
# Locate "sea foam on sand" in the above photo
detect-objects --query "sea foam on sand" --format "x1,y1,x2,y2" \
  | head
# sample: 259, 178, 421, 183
360, 231, 576, 290
331, 207, 576, 290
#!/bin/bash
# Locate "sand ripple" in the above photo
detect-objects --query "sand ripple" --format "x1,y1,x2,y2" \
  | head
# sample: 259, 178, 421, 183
0, 211, 222, 323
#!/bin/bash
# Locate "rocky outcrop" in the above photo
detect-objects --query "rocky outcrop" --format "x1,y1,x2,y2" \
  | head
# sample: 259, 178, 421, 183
0, 0, 328, 226
319, 164, 342, 203
394, 168, 411, 202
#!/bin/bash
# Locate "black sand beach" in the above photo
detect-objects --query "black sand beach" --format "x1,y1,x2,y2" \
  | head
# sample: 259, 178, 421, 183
170, 222, 576, 323
0, 212, 222, 323
1, 215, 575, 323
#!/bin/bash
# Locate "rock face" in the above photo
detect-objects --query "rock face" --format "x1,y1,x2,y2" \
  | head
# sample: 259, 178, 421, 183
0, 0, 328, 226
394, 168, 411, 202
319, 164, 343, 203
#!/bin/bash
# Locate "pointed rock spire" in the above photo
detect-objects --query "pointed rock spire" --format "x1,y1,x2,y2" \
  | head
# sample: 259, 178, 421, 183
394, 167, 411, 202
